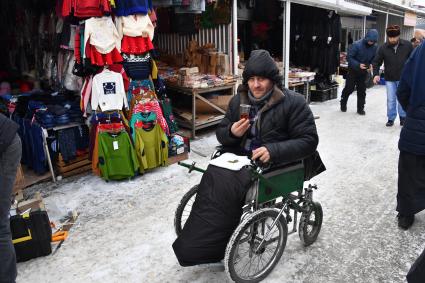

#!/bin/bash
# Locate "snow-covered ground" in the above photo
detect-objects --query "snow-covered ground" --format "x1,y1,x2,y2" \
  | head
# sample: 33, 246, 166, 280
16, 85, 425, 283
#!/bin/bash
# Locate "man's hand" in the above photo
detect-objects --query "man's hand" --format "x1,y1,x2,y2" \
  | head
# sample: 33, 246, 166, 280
373, 75, 381, 85
360, 64, 368, 70
231, 119, 250, 137
252, 146, 270, 163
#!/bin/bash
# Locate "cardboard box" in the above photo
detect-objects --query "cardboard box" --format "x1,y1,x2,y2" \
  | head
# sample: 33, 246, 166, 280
196, 95, 232, 113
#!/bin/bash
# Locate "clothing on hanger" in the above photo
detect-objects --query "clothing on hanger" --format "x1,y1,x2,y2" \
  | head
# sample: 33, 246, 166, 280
91, 69, 128, 112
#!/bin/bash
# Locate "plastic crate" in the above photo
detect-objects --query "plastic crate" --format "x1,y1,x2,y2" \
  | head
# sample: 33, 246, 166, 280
310, 88, 331, 102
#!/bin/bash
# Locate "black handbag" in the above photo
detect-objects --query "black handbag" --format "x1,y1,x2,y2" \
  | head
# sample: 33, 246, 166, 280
10, 210, 52, 262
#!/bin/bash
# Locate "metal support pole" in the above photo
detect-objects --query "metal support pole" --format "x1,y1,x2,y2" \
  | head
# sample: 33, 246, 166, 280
232, 0, 238, 76
363, 16, 367, 37
385, 11, 389, 43
283, 0, 291, 89
42, 128, 56, 183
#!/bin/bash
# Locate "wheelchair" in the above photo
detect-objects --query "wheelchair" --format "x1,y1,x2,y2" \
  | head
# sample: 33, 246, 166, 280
174, 148, 323, 283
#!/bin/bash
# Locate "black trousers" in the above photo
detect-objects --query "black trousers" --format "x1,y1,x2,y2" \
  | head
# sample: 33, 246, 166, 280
341, 68, 367, 111
0, 134, 21, 283
397, 151, 425, 215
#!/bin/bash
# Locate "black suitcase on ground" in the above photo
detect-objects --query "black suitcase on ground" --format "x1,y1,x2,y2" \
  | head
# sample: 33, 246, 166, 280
10, 210, 52, 262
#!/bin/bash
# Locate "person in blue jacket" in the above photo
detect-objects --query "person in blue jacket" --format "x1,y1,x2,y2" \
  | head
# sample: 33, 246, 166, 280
340, 29, 379, 115
396, 42, 425, 230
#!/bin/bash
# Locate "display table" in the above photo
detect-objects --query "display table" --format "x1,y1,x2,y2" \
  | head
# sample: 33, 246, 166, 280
165, 82, 236, 138
41, 122, 86, 183
288, 71, 315, 102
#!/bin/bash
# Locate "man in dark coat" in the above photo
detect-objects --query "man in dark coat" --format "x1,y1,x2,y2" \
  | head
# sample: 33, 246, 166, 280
396, 40, 425, 230
173, 50, 318, 267
0, 113, 21, 283
340, 29, 379, 115
372, 25, 413, 127
216, 49, 318, 164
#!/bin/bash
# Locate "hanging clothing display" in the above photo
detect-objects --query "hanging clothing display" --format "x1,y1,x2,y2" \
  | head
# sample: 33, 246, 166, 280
290, 4, 341, 76
0, 0, 185, 183
134, 123, 168, 171
113, 0, 153, 16
62, 0, 112, 18
132, 99, 170, 136
84, 17, 123, 66
115, 14, 155, 40
91, 69, 128, 112
122, 53, 152, 80
97, 130, 140, 180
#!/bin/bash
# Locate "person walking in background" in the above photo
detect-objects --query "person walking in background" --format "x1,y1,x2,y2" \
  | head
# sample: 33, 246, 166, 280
340, 29, 379, 115
0, 113, 21, 283
396, 40, 425, 230
372, 25, 413, 127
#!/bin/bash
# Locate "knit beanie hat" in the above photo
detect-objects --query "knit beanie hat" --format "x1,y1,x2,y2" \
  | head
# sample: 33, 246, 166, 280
386, 25, 401, 37
242, 50, 282, 88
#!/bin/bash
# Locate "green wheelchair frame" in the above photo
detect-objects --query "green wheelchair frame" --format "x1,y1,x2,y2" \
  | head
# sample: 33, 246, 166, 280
175, 152, 323, 283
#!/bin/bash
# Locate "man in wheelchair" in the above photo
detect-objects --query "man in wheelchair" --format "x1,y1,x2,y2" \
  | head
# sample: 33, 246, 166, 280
173, 50, 319, 268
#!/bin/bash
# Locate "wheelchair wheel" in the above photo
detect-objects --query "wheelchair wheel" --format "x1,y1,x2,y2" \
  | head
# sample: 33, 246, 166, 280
174, 185, 199, 236
224, 208, 288, 283
299, 201, 323, 246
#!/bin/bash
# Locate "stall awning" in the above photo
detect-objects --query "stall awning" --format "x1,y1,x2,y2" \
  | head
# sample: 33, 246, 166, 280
284, 0, 371, 16
289, 0, 338, 11
337, 0, 372, 16
380, 0, 425, 17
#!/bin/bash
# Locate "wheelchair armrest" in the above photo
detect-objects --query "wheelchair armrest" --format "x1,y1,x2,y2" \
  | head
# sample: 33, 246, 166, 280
262, 160, 303, 175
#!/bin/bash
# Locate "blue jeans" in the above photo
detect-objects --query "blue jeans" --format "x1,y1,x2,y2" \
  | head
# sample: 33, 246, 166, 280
386, 81, 406, 121
0, 134, 21, 283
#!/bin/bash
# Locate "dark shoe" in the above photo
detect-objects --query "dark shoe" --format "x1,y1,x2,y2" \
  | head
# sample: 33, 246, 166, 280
386, 120, 394, 127
398, 214, 414, 230
340, 103, 347, 112
400, 117, 406, 126
357, 109, 366, 115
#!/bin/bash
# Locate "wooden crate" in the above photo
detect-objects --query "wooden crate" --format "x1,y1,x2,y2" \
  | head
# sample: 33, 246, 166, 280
56, 153, 91, 177
167, 152, 189, 166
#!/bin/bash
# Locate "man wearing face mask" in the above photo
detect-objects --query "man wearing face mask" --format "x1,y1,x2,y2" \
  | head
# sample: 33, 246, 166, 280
340, 29, 379, 115
372, 25, 413, 127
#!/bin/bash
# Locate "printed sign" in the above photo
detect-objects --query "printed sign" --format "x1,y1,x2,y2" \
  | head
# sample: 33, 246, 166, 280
404, 12, 417, 27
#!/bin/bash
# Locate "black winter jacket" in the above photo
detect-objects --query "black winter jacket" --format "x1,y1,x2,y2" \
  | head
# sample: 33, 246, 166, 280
372, 39, 413, 81
216, 85, 318, 164
0, 113, 19, 155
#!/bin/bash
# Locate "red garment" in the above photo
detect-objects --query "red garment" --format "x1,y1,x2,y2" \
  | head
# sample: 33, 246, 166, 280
133, 100, 169, 136
75, 26, 81, 64
121, 36, 154, 54
88, 45, 123, 66
98, 123, 125, 132
62, 0, 111, 18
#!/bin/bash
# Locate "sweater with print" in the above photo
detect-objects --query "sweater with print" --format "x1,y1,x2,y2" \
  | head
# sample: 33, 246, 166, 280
91, 70, 129, 112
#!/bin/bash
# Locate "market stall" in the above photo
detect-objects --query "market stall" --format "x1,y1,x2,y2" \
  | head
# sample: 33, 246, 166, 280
0, 0, 203, 186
